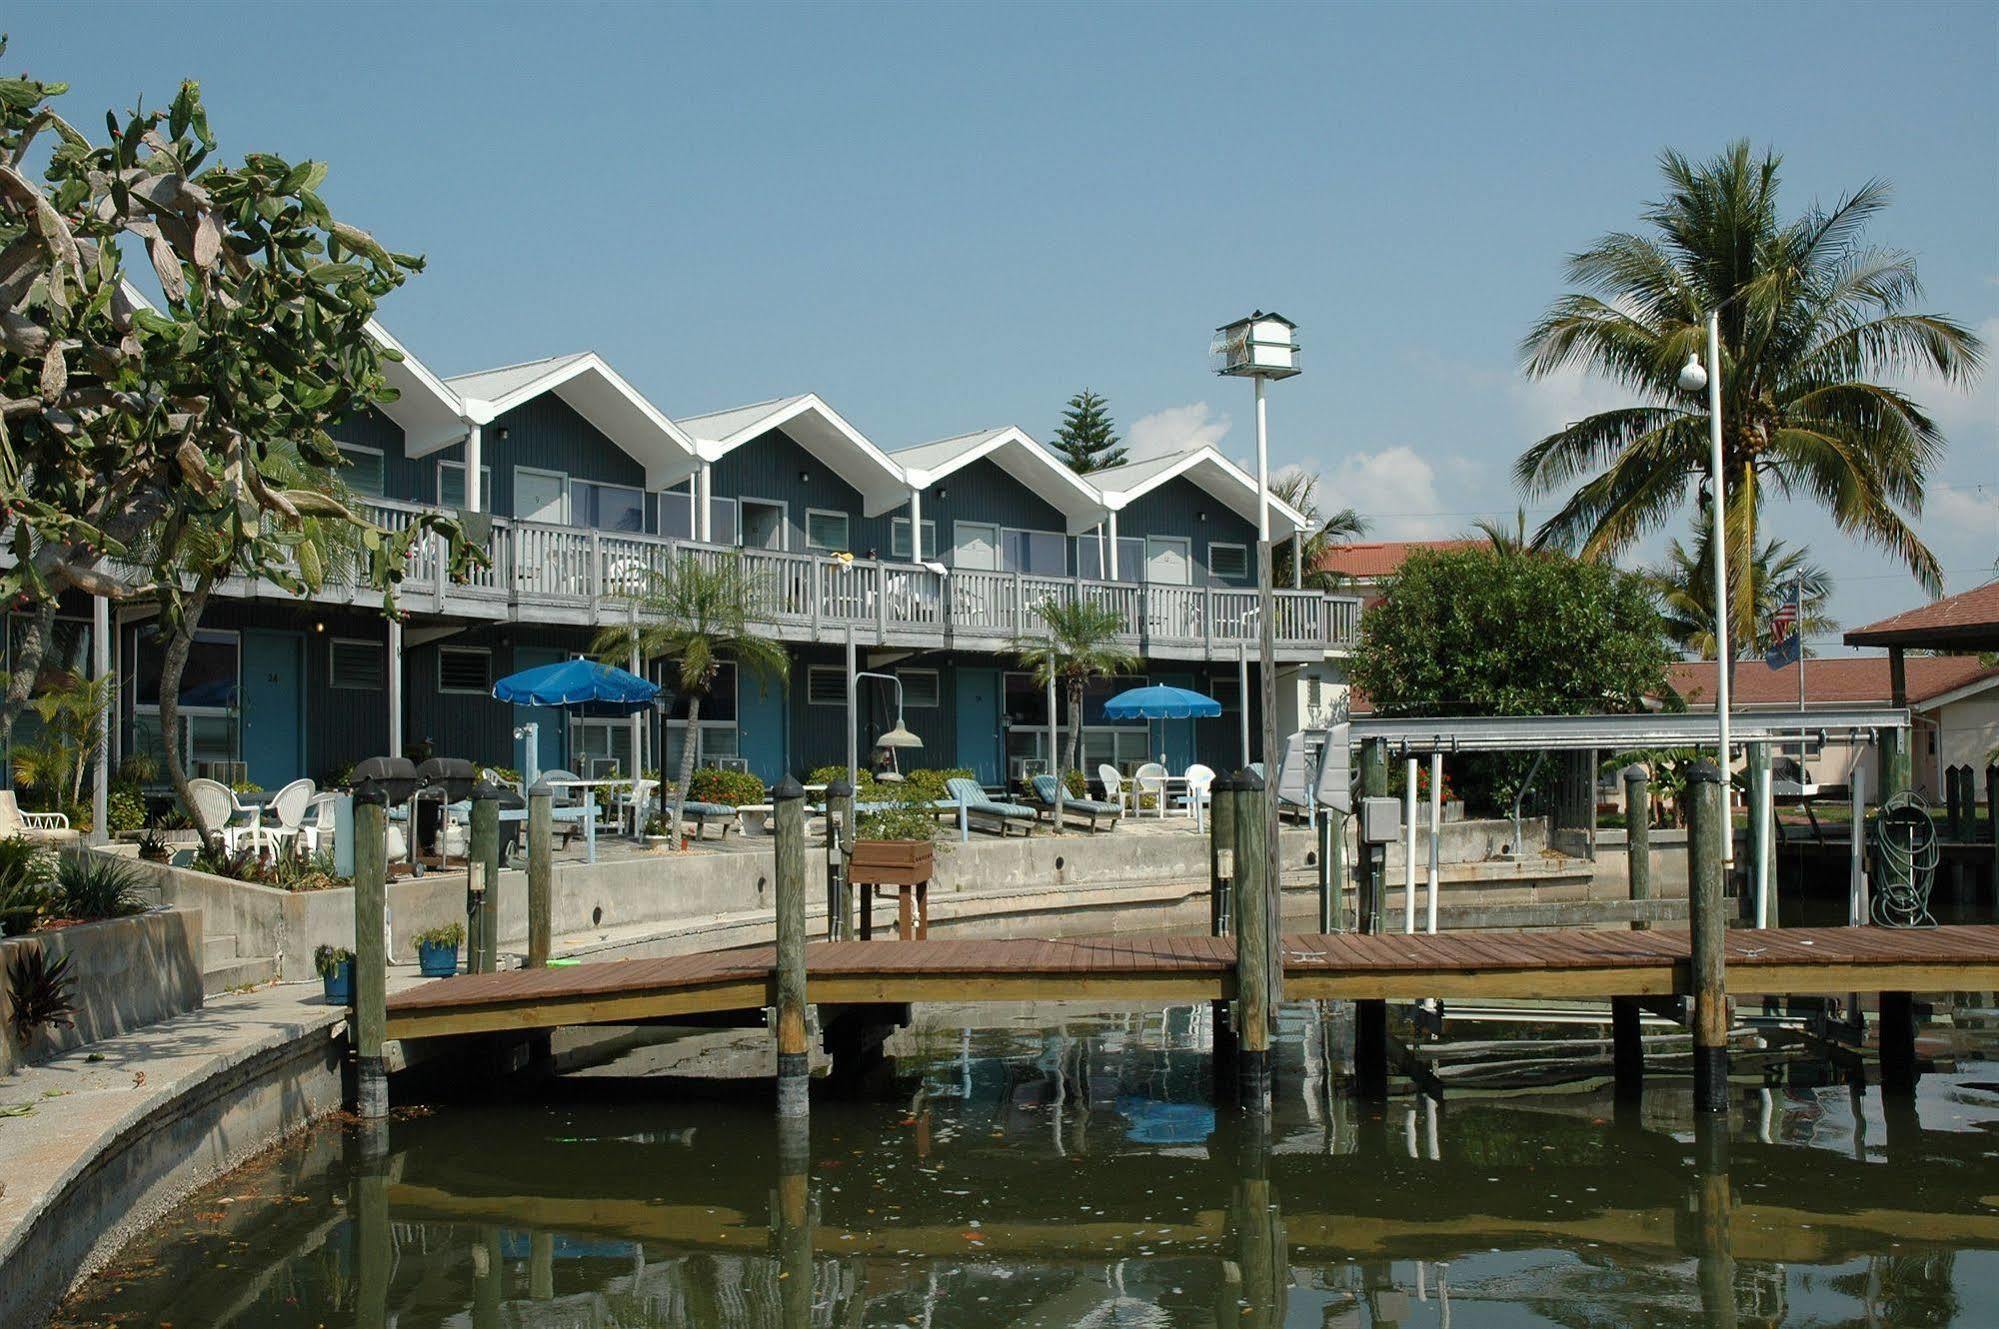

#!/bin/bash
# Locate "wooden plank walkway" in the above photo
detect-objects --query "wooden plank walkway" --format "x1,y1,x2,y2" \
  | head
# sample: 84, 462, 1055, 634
382, 925, 1999, 1041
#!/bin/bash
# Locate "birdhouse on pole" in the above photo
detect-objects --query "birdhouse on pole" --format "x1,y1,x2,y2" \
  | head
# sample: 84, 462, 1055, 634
1210, 311, 1300, 380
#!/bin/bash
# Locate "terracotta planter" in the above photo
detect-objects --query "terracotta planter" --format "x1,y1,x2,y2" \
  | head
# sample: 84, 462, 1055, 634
849, 839, 934, 885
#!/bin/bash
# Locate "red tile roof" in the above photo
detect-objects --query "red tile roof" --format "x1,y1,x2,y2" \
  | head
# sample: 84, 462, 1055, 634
1845, 580, 1999, 650
1669, 655, 1999, 709
1314, 539, 1477, 581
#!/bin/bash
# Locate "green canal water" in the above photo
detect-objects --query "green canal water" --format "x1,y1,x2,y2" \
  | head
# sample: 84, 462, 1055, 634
54, 1003, 1999, 1327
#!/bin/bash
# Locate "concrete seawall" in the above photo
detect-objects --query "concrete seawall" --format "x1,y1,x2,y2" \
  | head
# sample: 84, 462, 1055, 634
0, 910, 206, 1075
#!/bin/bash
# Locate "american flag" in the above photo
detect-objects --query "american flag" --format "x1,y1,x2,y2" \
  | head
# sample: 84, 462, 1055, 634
1769, 596, 1798, 643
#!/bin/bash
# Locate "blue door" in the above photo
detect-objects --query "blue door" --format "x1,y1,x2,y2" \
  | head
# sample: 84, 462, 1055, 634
1153, 672, 1198, 773
738, 665, 788, 784
510, 647, 566, 778
240, 630, 303, 788
955, 668, 1002, 786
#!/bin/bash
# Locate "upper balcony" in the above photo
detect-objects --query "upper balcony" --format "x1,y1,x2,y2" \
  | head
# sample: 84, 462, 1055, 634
240, 498, 1364, 662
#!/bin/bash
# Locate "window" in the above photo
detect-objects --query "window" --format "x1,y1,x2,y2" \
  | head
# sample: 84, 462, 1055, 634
438, 461, 492, 510
898, 669, 940, 709
437, 647, 492, 694
1076, 534, 1143, 584
1002, 671, 1050, 727
808, 666, 846, 707
1208, 542, 1250, 586
572, 479, 645, 532
329, 638, 385, 690
1002, 528, 1067, 577
806, 508, 851, 552
127, 626, 238, 785
338, 445, 384, 499
891, 518, 938, 562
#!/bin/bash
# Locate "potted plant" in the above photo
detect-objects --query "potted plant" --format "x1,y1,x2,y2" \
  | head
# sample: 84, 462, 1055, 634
413, 922, 464, 977
850, 800, 938, 884
315, 944, 355, 1005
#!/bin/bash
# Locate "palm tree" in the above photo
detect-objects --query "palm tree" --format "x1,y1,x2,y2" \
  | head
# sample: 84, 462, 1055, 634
1014, 599, 1139, 778
595, 555, 786, 846
1468, 507, 1532, 558
1647, 528, 1835, 659
1516, 141, 1982, 665
1271, 469, 1370, 591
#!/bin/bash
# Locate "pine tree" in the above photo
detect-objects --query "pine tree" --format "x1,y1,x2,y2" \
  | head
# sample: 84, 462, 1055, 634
1050, 389, 1127, 473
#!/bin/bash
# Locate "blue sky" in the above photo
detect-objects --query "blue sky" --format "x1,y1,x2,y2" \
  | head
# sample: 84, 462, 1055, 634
15, 2, 1995, 637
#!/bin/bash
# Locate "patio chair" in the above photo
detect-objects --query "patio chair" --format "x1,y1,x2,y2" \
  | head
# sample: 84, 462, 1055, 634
299, 792, 341, 857
1097, 764, 1129, 817
944, 777, 1038, 838
259, 778, 318, 859
1028, 774, 1122, 833
1133, 762, 1169, 819
0, 790, 77, 844
188, 777, 260, 854
1178, 764, 1216, 829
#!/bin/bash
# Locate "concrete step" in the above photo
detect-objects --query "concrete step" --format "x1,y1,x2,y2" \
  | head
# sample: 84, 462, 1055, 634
201, 932, 240, 970
203, 955, 279, 995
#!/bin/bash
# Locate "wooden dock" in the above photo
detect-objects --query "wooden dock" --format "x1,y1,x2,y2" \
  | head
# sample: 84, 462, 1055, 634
382, 924, 1999, 1042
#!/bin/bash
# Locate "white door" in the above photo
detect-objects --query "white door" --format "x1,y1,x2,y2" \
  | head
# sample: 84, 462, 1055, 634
953, 522, 1000, 571
1145, 536, 1192, 585
515, 467, 567, 524
740, 499, 787, 551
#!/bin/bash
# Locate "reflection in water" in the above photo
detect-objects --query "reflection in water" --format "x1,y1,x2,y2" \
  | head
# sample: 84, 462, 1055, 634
54, 1003, 1999, 1328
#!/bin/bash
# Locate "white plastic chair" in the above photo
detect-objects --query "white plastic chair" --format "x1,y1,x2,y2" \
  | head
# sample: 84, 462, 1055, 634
299, 792, 341, 857
1180, 763, 1216, 830
188, 777, 258, 854
1097, 764, 1128, 817
260, 778, 317, 858
622, 778, 659, 836
1133, 762, 1168, 819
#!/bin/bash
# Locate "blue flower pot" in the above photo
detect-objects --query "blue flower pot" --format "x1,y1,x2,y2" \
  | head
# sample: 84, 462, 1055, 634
417, 940, 460, 978
322, 959, 353, 1005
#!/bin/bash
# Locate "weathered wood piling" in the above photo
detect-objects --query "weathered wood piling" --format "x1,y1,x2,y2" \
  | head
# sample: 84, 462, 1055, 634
468, 782, 500, 974
773, 776, 810, 1118
352, 790, 389, 1119
526, 781, 552, 968
1622, 763, 1650, 931
1209, 770, 1238, 1089
1232, 769, 1273, 1105
1687, 760, 1729, 1113
1355, 738, 1389, 1102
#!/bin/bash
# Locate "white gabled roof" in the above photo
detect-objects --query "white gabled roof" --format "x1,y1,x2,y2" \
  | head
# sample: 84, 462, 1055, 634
1092, 446, 1309, 541
892, 427, 1107, 536
438, 353, 699, 489
675, 394, 909, 518
363, 319, 467, 454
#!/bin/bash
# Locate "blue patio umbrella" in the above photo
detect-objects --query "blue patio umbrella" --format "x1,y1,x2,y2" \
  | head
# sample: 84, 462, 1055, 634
492, 658, 659, 716
1101, 684, 1222, 720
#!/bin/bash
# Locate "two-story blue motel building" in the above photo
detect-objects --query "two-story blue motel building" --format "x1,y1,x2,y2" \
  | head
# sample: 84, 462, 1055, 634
30, 323, 1362, 795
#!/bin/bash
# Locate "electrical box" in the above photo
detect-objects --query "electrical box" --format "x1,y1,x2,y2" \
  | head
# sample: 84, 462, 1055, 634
1360, 796, 1401, 845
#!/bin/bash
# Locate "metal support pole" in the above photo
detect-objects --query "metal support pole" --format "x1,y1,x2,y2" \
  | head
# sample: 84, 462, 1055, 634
1046, 622, 1063, 831
1317, 809, 1336, 933
773, 776, 809, 1117
386, 617, 404, 760
1404, 756, 1418, 934
1687, 761, 1729, 1113
1623, 764, 1651, 931
527, 781, 552, 967
1704, 310, 1733, 870
352, 791, 389, 1119
1748, 740, 1772, 928
844, 626, 859, 799
827, 777, 854, 941
1848, 763, 1867, 927
1426, 751, 1441, 935
468, 783, 500, 974
1233, 768, 1271, 1106
91, 594, 109, 844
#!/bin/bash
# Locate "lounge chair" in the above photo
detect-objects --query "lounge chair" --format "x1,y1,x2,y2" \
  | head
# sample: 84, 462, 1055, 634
1028, 774, 1121, 832
944, 777, 1038, 838
0, 790, 77, 844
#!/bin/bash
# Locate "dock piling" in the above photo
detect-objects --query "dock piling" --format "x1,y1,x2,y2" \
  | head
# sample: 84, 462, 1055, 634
352, 790, 389, 1119
1355, 738, 1389, 1102
1611, 996, 1644, 1102
1232, 769, 1272, 1107
1687, 760, 1729, 1113
1622, 763, 1651, 930
773, 775, 810, 1118
1879, 989, 1918, 1098
1208, 771, 1239, 1092
468, 781, 500, 974
526, 781, 552, 967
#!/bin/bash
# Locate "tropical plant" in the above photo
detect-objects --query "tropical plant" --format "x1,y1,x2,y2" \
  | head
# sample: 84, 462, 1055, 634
1516, 141, 1984, 666
899, 767, 976, 802
854, 797, 940, 844
2, 672, 113, 817
0, 52, 480, 831
8, 948, 74, 1043
134, 823, 172, 863
596, 556, 787, 847
1646, 527, 1835, 659
412, 921, 464, 953
1467, 507, 1534, 559
0, 836, 53, 935
1049, 389, 1126, 473
1272, 469, 1370, 590
1015, 599, 1140, 777
312, 944, 353, 980
53, 851, 146, 920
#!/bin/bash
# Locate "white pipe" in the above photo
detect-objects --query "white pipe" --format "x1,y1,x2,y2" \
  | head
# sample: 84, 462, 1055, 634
387, 616, 404, 760
1755, 743, 1773, 929
1706, 310, 1733, 865
463, 423, 482, 512
627, 603, 643, 811
1404, 756, 1418, 934
91, 594, 110, 843
1426, 751, 1441, 935
1849, 761, 1866, 925
1254, 378, 1270, 543
1237, 645, 1250, 768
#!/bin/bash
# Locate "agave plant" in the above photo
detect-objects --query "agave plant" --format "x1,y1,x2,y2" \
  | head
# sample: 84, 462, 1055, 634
53, 851, 146, 921
8, 948, 75, 1043
0, 836, 52, 936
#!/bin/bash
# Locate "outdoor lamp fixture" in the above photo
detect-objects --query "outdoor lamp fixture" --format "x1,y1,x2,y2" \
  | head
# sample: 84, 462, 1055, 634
847, 665, 923, 796
878, 721, 924, 749
1681, 309, 1733, 863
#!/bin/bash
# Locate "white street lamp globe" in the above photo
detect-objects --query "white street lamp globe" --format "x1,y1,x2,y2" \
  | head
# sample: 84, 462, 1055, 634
1678, 353, 1708, 393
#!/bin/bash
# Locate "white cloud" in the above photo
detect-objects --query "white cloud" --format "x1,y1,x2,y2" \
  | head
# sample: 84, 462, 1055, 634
1506, 362, 1634, 445
1126, 401, 1230, 461
1327, 446, 1448, 539
1929, 481, 1999, 538
1910, 316, 1998, 451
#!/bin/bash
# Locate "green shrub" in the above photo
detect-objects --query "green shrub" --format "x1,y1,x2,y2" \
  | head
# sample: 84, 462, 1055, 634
53, 852, 146, 920
806, 765, 877, 795
0, 837, 53, 936
687, 767, 765, 806
106, 781, 147, 834
856, 799, 941, 843
1061, 769, 1088, 799
900, 768, 975, 801
413, 921, 465, 953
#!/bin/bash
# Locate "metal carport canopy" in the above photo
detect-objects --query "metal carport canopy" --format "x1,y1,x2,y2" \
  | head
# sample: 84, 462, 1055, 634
1346, 708, 1908, 754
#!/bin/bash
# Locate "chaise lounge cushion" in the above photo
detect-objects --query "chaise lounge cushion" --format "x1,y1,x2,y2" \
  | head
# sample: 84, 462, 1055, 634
1028, 775, 1121, 820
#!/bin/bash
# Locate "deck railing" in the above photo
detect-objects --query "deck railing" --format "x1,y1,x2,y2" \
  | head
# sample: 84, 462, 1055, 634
300, 497, 1367, 651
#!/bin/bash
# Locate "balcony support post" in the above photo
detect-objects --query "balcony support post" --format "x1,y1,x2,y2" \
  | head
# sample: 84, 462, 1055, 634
1107, 509, 1121, 580
463, 423, 482, 512
698, 462, 713, 543
387, 615, 404, 761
